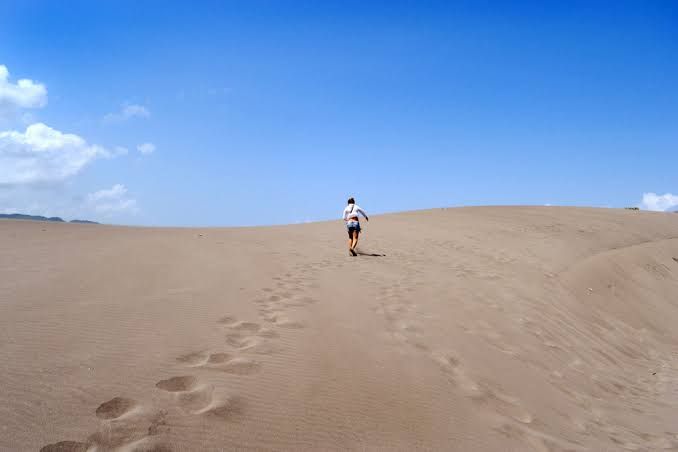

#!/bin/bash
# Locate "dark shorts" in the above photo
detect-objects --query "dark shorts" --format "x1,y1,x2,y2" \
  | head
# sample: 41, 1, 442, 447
347, 221, 361, 237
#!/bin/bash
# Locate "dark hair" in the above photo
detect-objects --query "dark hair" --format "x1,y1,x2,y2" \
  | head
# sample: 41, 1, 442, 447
347, 197, 355, 204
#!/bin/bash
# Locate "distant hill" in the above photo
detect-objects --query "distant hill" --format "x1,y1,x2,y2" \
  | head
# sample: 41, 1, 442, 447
0, 213, 99, 224
0, 213, 65, 222
69, 219, 100, 224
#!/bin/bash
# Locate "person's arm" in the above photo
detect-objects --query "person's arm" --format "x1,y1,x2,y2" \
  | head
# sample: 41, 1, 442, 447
342, 207, 349, 221
357, 207, 369, 221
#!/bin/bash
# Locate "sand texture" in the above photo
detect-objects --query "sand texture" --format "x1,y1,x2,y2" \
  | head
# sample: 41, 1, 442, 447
2, 206, 678, 451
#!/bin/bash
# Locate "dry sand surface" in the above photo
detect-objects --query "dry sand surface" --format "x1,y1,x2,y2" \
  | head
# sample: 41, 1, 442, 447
2, 206, 678, 451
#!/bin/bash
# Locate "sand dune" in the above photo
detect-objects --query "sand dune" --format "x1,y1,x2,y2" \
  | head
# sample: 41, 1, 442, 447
1, 206, 678, 451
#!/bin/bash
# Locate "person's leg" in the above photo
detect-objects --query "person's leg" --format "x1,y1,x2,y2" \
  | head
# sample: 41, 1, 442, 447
351, 230, 359, 251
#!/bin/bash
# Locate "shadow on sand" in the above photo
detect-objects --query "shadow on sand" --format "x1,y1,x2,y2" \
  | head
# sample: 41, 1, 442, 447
356, 251, 386, 257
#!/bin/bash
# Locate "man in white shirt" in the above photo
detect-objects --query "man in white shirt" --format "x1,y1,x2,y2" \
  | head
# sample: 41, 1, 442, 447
342, 197, 369, 256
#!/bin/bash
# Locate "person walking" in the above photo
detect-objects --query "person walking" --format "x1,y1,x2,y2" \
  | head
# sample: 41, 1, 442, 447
342, 197, 369, 256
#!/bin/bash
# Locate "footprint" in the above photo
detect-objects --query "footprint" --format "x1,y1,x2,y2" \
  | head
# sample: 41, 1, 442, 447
156, 376, 197, 392
481, 390, 534, 424
177, 352, 235, 366
299, 295, 317, 304
273, 317, 305, 329
434, 353, 534, 426
40, 442, 90, 452
262, 312, 283, 323
176, 351, 209, 366
224, 332, 279, 355
244, 341, 282, 355
226, 333, 260, 349
199, 396, 246, 420
177, 385, 214, 412
147, 409, 170, 436
217, 316, 237, 325
257, 328, 279, 338
283, 296, 317, 307
410, 340, 430, 352
217, 357, 260, 375
228, 321, 261, 334
258, 305, 278, 315
263, 312, 304, 329
95, 397, 137, 419
432, 352, 481, 396
207, 353, 231, 364
397, 321, 423, 335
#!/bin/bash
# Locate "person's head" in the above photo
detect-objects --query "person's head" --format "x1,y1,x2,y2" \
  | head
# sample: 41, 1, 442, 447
347, 197, 355, 205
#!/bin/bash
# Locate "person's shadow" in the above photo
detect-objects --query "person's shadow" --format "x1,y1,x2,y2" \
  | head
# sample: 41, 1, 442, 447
356, 251, 386, 257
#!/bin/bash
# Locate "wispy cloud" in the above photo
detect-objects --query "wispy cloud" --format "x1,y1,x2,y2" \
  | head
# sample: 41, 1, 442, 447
0, 123, 123, 186
113, 146, 129, 156
103, 103, 150, 123
0, 183, 139, 221
639, 192, 678, 212
137, 142, 155, 155
87, 184, 139, 215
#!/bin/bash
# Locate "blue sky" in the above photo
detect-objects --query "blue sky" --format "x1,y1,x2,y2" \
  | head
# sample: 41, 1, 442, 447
0, 1, 676, 226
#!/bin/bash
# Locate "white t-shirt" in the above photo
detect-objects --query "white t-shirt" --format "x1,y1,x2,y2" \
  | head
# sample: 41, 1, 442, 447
342, 204, 368, 222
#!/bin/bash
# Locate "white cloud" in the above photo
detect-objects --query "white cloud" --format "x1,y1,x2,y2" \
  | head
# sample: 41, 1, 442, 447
103, 104, 150, 123
0, 122, 117, 186
137, 142, 155, 155
0, 65, 47, 112
86, 184, 138, 215
639, 192, 678, 212
87, 184, 126, 202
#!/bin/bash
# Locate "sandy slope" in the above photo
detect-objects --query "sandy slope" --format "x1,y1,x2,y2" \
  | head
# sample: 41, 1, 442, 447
1, 206, 678, 451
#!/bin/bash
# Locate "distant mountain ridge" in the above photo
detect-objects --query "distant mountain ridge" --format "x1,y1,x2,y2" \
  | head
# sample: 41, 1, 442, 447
70, 219, 100, 224
0, 213, 99, 224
